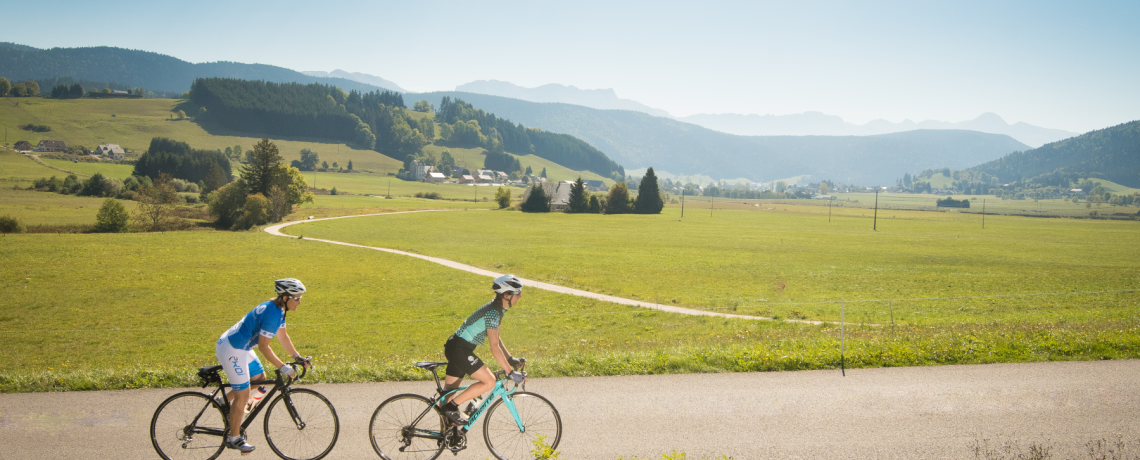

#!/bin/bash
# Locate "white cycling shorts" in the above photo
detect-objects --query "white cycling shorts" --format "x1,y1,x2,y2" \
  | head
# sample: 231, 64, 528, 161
215, 339, 265, 391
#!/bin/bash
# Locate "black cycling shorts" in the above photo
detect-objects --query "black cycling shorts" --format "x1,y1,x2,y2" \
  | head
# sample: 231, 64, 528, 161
444, 334, 485, 378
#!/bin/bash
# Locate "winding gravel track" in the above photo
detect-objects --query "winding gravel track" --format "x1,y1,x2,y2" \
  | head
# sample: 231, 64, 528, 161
1, 360, 1137, 459
264, 210, 815, 323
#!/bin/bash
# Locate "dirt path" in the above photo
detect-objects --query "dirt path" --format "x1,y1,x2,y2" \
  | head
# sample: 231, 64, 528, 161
264, 211, 819, 324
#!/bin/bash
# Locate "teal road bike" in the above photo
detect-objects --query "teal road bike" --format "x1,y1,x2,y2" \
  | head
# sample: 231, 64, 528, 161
369, 360, 562, 460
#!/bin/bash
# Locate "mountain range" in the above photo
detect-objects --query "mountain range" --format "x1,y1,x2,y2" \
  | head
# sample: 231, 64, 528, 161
0, 43, 392, 95
450, 80, 1076, 148
0, 42, 1066, 184
408, 91, 1030, 184
300, 69, 405, 93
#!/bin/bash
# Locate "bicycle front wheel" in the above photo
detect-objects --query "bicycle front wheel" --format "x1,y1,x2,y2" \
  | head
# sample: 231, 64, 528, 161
369, 394, 446, 460
483, 392, 562, 460
263, 388, 340, 460
150, 391, 227, 460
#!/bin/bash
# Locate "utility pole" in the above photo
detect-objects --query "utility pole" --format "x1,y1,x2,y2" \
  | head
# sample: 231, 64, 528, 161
828, 196, 833, 222
680, 189, 685, 218
873, 188, 880, 231
387, 180, 391, 199
710, 193, 714, 217
982, 199, 986, 229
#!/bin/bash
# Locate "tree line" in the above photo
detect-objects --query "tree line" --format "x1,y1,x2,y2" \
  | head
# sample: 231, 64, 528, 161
520, 167, 664, 214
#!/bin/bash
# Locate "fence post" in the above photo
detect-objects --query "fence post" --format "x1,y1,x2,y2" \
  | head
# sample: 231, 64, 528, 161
841, 300, 846, 377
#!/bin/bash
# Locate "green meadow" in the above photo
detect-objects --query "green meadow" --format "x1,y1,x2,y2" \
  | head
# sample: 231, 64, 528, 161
2, 99, 1138, 394
284, 205, 1140, 325
2, 225, 1137, 393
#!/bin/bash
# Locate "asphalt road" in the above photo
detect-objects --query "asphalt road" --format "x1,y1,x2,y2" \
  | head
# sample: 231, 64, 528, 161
2, 360, 1137, 459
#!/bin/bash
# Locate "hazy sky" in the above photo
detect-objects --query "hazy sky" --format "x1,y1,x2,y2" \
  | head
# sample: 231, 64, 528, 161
7, 0, 1139, 133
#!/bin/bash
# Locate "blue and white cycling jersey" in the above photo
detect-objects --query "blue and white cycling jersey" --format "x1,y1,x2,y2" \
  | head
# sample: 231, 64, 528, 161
219, 300, 286, 350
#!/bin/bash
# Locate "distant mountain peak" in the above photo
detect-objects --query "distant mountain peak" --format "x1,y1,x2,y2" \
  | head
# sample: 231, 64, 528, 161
455, 80, 672, 118
300, 70, 405, 93
679, 111, 1078, 148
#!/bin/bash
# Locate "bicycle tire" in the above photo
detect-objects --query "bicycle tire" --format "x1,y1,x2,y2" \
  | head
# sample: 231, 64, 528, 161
263, 388, 340, 460
369, 393, 446, 460
483, 391, 562, 460
150, 391, 227, 460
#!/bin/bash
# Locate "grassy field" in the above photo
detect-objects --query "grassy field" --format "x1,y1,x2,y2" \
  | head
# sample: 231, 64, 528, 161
0, 97, 613, 187
0, 187, 139, 228
2, 225, 1137, 393
283, 204, 1140, 325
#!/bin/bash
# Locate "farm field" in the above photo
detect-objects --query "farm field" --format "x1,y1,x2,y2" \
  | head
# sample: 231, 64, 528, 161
2, 226, 1137, 393
284, 205, 1140, 325
0, 187, 138, 227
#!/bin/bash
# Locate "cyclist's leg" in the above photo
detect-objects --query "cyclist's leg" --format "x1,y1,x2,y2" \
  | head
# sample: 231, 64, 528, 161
248, 354, 266, 382
216, 341, 253, 438
450, 365, 495, 406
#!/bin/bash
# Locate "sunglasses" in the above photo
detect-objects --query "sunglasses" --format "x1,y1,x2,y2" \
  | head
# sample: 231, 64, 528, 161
288, 295, 303, 301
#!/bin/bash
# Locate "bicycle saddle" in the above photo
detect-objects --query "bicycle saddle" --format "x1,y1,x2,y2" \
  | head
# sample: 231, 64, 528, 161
415, 361, 447, 370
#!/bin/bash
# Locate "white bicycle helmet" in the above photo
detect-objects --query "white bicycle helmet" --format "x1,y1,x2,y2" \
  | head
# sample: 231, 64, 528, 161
274, 278, 307, 296
493, 274, 523, 295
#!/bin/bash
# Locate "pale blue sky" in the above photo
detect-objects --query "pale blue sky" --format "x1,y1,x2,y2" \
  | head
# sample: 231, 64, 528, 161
6, 0, 1138, 132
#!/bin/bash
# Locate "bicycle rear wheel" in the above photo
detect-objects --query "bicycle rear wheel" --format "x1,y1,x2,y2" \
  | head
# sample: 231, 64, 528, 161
369, 394, 446, 460
264, 388, 340, 460
150, 391, 227, 460
483, 392, 562, 460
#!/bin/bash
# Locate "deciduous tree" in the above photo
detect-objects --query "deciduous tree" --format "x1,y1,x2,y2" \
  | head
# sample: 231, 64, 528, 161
605, 182, 633, 214
95, 198, 130, 233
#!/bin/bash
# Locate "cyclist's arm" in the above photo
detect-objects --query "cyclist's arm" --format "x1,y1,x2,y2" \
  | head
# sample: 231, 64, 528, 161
496, 337, 515, 368
276, 327, 308, 368
258, 334, 286, 370
486, 328, 512, 372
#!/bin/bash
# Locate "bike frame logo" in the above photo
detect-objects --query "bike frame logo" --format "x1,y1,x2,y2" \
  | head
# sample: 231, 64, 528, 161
229, 356, 245, 375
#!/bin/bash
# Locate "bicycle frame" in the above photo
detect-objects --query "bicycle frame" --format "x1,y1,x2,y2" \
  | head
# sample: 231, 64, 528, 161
403, 367, 526, 445
201, 362, 308, 437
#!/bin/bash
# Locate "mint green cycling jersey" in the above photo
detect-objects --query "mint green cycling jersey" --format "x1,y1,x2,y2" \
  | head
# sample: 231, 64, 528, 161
454, 301, 503, 346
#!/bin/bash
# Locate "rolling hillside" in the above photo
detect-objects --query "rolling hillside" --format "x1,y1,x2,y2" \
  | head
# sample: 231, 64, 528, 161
0, 43, 394, 95
409, 91, 1029, 184
969, 120, 1140, 188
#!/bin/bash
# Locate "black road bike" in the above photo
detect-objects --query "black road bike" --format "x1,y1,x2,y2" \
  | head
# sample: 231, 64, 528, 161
150, 358, 339, 460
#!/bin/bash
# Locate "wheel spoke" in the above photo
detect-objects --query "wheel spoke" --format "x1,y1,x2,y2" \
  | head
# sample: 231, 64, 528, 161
264, 389, 339, 460
370, 394, 445, 460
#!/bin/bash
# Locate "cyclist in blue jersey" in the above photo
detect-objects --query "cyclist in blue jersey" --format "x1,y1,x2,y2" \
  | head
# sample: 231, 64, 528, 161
439, 274, 527, 426
215, 278, 311, 454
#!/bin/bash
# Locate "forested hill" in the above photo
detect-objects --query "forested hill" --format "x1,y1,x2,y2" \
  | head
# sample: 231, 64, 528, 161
189, 79, 624, 178
410, 91, 1029, 184
0, 43, 391, 94
968, 120, 1140, 188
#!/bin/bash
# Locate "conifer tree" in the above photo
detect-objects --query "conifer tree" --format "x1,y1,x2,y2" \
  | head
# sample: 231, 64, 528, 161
634, 167, 664, 214
568, 177, 588, 213
521, 183, 550, 212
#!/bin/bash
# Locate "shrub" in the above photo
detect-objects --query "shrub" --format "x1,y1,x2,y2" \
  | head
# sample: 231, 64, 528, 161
94, 198, 129, 233
0, 215, 26, 233
234, 194, 271, 230
207, 180, 249, 229
495, 187, 511, 209
415, 191, 443, 200
605, 182, 633, 214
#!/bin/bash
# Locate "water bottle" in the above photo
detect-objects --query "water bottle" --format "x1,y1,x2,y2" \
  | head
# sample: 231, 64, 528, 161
245, 386, 267, 413
465, 395, 483, 415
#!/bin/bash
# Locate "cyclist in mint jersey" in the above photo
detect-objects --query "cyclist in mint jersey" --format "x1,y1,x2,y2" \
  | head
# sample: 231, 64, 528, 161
215, 278, 311, 454
440, 274, 527, 426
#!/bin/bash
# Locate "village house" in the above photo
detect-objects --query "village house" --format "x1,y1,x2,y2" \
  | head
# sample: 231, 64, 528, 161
521, 180, 575, 211
14, 140, 33, 152
36, 140, 67, 152
426, 172, 446, 183
95, 144, 125, 160
583, 179, 607, 192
